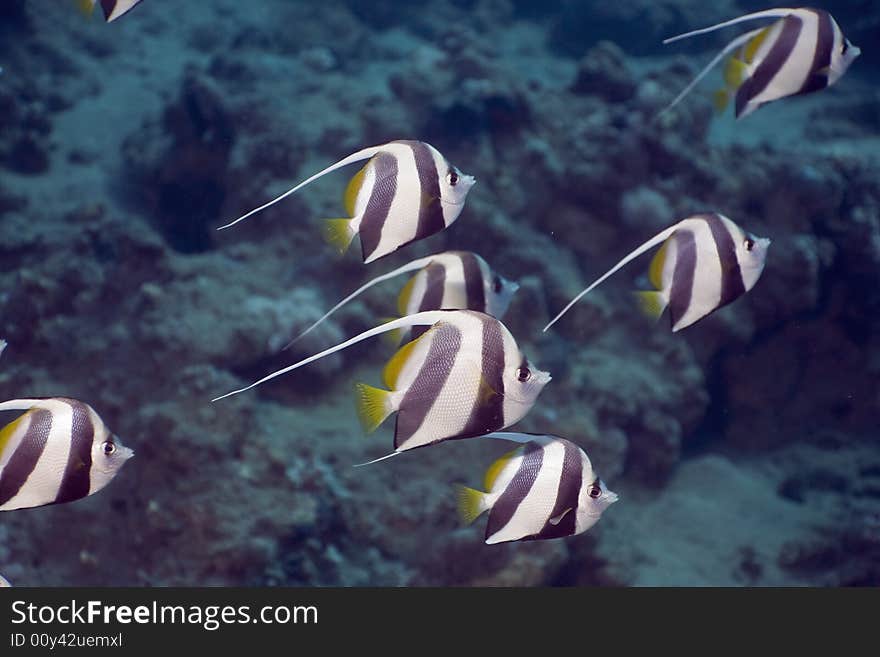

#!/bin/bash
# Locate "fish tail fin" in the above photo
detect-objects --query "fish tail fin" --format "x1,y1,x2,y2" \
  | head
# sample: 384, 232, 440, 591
455, 485, 489, 525
323, 218, 355, 254
354, 383, 394, 434
713, 89, 731, 113
634, 291, 668, 320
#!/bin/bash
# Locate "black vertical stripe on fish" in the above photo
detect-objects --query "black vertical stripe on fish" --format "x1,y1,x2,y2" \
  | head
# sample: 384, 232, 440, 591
532, 440, 582, 540
101, 0, 118, 17
461, 252, 487, 312
799, 10, 835, 95
0, 409, 52, 507
703, 213, 746, 308
393, 323, 462, 449
460, 316, 507, 439
486, 442, 543, 541
408, 141, 446, 239
358, 153, 398, 262
735, 14, 803, 117
410, 261, 447, 341
54, 401, 94, 505
668, 229, 697, 329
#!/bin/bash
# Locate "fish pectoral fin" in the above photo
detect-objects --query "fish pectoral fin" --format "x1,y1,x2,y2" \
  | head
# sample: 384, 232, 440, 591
354, 383, 395, 434
455, 484, 489, 525
549, 508, 573, 526
814, 66, 832, 77
420, 191, 440, 208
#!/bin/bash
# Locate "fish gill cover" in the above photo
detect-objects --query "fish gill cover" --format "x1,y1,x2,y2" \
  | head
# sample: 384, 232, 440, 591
0, 0, 878, 586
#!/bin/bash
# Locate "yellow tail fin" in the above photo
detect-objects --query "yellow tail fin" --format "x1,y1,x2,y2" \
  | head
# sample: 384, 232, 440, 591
324, 219, 355, 254
713, 89, 730, 114
354, 383, 394, 434
634, 291, 667, 320
455, 485, 488, 525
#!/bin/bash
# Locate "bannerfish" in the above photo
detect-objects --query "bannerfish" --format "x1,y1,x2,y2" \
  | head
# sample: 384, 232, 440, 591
78, 0, 145, 22
287, 251, 519, 348
0, 398, 134, 511
662, 7, 860, 119
456, 432, 618, 544
218, 140, 476, 264
544, 212, 770, 333
213, 310, 551, 461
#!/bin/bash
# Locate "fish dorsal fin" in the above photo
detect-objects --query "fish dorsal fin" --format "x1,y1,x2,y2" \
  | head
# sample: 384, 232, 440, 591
544, 222, 685, 331
662, 8, 799, 44
217, 143, 391, 230
0, 409, 34, 458
660, 27, 766, 116
743, 26, 771, 64
549, 507, 573, 526
484, 446, 523, 491
212, 311, 452, 402
344, 163, 368, 217
648, 238, 670, 290
383, 326, 437, 389
283, 255, 438, 350
397, 275, 417, 316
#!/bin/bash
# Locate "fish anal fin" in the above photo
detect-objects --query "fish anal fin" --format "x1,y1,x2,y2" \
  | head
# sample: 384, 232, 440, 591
323, 218, 355, 254
354, 383, 394, 434
455, 484, 489, 525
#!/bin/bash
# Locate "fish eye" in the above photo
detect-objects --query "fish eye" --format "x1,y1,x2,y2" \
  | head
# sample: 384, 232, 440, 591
447, 169, 459, 186
744, 237, 755, 252
102, 441, 116, 456
516, 366, 531, 383
588, 484, 602, 499
492, 275, 503, 294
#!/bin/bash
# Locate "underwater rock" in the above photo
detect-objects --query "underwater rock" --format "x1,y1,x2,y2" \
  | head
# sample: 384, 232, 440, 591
571, 41, 636, 103
122, 69, 235, 253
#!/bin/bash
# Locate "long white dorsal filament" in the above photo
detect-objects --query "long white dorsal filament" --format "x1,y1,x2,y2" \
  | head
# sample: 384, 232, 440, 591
660, 27, 765, 114
212, 310, 451, 402
216, 144, 388, 230
662, 8, 797, 44
543, 223, 682, 332
284, 255, 438, 349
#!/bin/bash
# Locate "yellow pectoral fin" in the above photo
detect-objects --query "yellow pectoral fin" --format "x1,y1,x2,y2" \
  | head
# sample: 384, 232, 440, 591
484, 446, 523, 491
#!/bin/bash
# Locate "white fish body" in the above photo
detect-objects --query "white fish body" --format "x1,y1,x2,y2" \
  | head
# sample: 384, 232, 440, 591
0, 398, 133, 511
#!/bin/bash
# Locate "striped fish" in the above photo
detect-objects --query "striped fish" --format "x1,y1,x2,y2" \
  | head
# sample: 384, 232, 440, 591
544, 212, 770, 333
0, 398, 133, 511
457, 433, 618, 545
79, 0, 144, 22
286, 251, 519, 348
663, 7, 860, 119
219, 140, 476, 264
212, 310, 551, 458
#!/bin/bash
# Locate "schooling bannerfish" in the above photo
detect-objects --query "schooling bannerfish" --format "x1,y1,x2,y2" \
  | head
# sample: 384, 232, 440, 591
219, 141, 476, 264
213, 311, 550, 460
287, 251, 519, 348
457, 433, 618, 545
544, 212, 770, 333
662, 7, 860, 119
79, 0, 144, 22
0, 398, 133, 511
